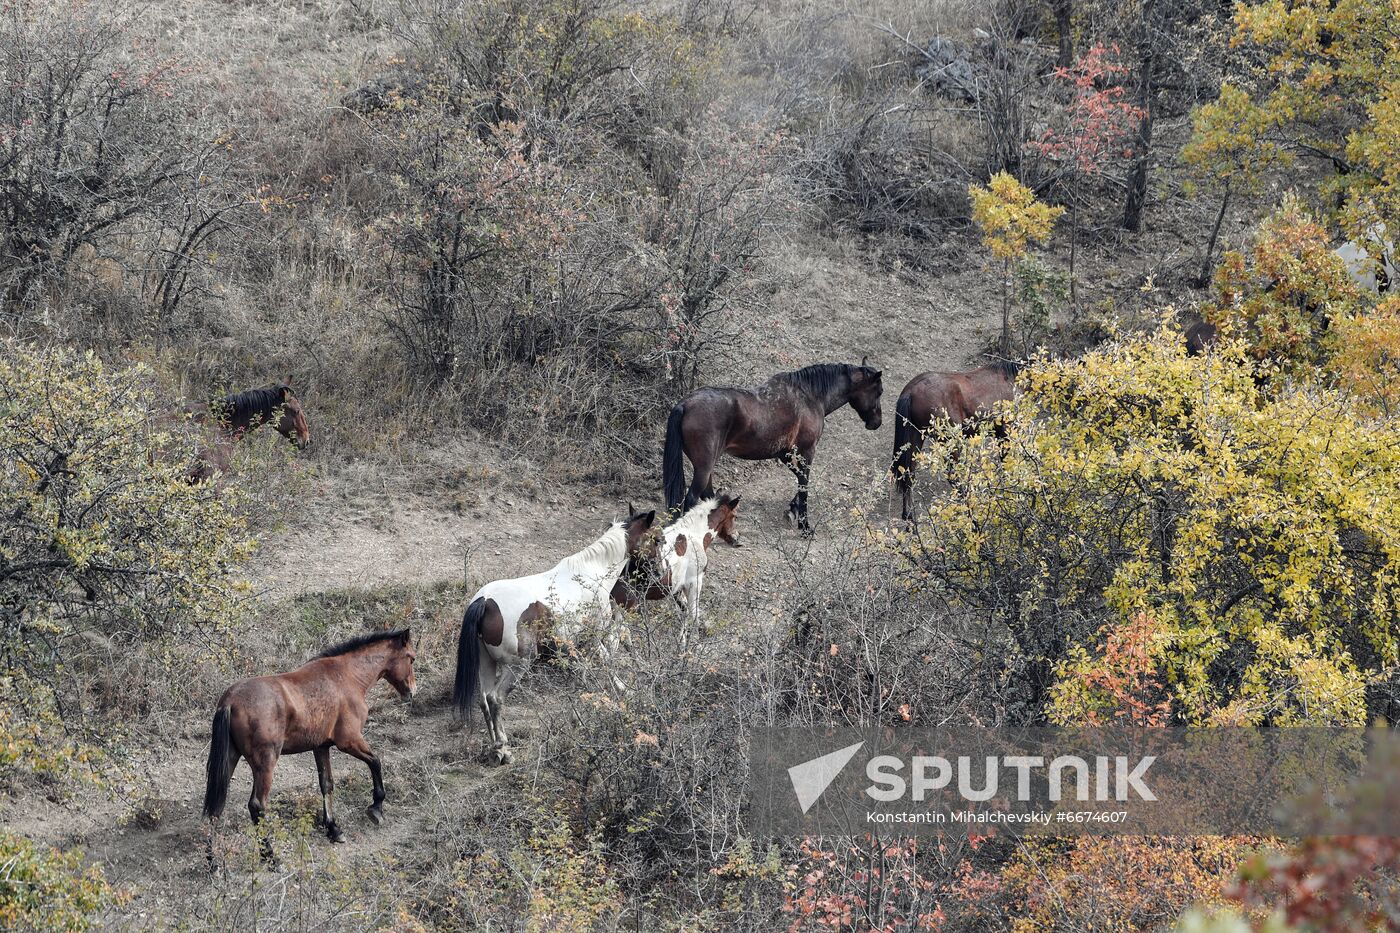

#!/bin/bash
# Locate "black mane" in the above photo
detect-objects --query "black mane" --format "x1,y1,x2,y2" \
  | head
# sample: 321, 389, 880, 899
315, 628, 409, 659
777, 363, 877, 398
212, 384, 288, 425
987, 358, 1023, 379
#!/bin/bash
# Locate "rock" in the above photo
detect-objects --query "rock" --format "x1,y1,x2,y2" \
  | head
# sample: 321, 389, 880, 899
916, 37, 980, 104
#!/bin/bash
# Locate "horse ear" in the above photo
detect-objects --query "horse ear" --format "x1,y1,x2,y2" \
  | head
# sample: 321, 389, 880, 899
860, 355, 868, 367
729, 495, 741, 510
628, 501, 637, 516
644, 509, 656, 526
279, 385, 291, 401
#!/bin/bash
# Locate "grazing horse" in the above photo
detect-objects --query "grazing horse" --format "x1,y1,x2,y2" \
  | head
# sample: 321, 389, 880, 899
453, 509, 659, 764
1185, 320, 1218, 357
611, 495, 742, 641
662, 362, 883, 533
194, 384, 311, 448
186, 384, 311, 483
202, 629, 417, 852
891, 361, 1019, 521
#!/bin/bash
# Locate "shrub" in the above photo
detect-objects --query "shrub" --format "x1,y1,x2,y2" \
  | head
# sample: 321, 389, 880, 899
1206, 196, 1361, 376
0, 344, 253, 780
885, 326, 1400, 724
0, 832, 117, 931
0, 1, 241, 333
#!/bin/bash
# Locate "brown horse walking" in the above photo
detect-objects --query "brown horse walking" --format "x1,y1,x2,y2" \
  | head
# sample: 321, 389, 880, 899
202, 629, 416, 852
662, 362, 883, 533
891, 361, 1019, 521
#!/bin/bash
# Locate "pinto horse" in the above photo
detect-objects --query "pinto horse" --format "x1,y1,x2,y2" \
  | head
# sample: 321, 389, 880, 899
611, 495, 742, 641
453, 509, 659, 764
662, 362, 883, 532
202, 629, 416, 852
891, 361, 1019, 521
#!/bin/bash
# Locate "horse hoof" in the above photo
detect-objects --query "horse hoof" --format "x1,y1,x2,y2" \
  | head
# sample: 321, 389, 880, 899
328, 824, 346, 843
366, 806, 383, 826
494, 748, 513, 765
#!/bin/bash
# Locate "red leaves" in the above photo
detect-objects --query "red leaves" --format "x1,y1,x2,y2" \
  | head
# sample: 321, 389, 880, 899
1030, 44, 1146, 178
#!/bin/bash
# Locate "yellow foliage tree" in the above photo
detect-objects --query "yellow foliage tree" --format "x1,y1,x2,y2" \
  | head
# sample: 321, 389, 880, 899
1228, 0, 1400, 246
1182, 83, 1291, 286
884, 325, 1400, 725
969, 172, 1063, 356
1331, 292, 1400, 417
1206, 194, 1361, 377
0, 344, 253, 782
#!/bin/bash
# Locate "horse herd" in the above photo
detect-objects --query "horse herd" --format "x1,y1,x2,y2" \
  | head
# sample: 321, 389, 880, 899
196, 358, 1022, 854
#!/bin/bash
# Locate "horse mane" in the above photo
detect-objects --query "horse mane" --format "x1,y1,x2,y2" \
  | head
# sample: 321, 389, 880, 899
562, 523, 629, 570
213, 384, 288, 423
986, 358, 1023, 380
776, 363, 876, 398
315, 627, 409, 659
669, 499, 720, 538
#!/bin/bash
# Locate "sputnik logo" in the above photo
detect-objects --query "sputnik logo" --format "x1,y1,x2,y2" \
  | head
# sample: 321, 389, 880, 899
788, 741, 865, 814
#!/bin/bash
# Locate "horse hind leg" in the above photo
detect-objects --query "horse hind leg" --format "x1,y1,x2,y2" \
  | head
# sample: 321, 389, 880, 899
313, 745, 344, 843
246, 751, 278, 863
486, 664, 523, 765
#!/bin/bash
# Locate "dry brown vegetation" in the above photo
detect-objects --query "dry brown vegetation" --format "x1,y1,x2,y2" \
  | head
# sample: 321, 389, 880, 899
7, 0, 1399, 930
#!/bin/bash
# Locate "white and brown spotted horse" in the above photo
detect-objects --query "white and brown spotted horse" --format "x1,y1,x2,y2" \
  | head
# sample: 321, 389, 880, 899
452, 509, 658, 764
611, 495, 742, 645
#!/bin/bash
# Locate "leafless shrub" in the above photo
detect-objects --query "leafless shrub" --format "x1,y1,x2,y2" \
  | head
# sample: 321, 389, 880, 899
0, 1, 244, 335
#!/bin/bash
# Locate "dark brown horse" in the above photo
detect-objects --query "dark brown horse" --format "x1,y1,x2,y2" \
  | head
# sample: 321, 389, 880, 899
203, 629, 416, 851
662, 362, 883, 532
186, 384, 310, 483
1184, 320, 1218, 357
891, 361, 1019, 521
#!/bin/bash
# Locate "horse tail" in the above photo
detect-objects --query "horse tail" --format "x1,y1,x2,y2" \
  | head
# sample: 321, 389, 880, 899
453, 597, 486, 720
891, 393, 918, 495
662, 402, 687, 514
202, 706, 235, 820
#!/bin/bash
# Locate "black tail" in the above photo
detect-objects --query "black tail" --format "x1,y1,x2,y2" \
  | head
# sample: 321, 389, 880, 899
891, 393, 918, 495
202, 707, 235, 819
662, 402, 687, 514
453, 597, 486, 719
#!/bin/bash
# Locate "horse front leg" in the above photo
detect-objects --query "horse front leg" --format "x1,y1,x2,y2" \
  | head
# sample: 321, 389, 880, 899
337, 736, 386, 825
313, 744, 344, 843
784, 446, 815, 535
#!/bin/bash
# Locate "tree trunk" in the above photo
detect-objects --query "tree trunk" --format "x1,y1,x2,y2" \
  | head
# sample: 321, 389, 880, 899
1197, 185, 1231, 288
1123, 0, 1157, 232
1053, 0, 1074, 69
1001, 258, 1012, 358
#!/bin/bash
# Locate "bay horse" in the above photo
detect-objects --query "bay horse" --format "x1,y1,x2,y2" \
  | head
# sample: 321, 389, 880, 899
453, 508, 659, 764
662, 362, 883, 533
891, 361, 1019, 521
186, 383, 311, 483
202, 629, 416, 852
611, 495, 742, 643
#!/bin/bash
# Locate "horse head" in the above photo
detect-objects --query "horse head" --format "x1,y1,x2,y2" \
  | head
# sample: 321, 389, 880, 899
850, 360, 883, 430
709, 493, 743, 548
382, 629, 417, 698
274, 385, 312, 449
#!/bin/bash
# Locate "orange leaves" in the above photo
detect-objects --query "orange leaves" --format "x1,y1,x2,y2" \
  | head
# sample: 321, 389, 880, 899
1049, 611, 1172, 728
